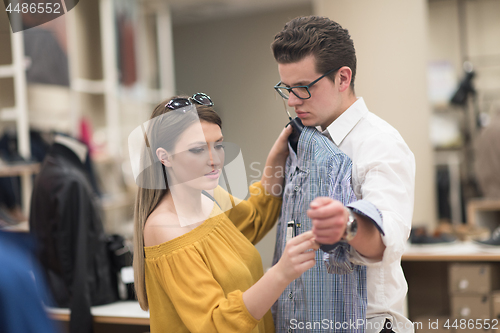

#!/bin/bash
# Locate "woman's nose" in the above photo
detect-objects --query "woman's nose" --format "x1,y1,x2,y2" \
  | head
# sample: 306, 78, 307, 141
208, 146, 222, 167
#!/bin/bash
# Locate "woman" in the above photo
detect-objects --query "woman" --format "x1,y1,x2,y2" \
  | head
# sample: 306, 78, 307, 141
132, 93, 318, 332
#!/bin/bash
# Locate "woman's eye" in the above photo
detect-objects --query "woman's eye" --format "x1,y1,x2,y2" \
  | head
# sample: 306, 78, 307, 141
215, 144, 224, 150
189, 148, 205, 154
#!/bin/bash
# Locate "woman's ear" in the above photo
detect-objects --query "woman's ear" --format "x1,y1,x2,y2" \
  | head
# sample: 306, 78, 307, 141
156, 148, 172, 167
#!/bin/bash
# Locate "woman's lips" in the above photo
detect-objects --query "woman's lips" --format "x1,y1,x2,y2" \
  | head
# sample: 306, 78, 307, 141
205, 170, 220, 179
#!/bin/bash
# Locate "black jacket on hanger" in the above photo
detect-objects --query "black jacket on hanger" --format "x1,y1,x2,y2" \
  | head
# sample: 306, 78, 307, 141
30, 143, 118, 333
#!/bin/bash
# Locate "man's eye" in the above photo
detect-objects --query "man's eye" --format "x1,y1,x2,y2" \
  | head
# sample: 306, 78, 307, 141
293, 87, 309, 98
215, 144, 224, 150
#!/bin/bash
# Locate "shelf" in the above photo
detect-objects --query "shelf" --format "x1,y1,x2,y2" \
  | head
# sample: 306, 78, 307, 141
0, 107, 18, 121
0, 162, 40, 178
0, 58, 30, 78
467, 198, 500, 232
403, 241, 500, 261
468, 198, 500, 212
0, 64, 15, 78
0, 221, 29, 233
71, 78, 106, 94
403, 243, 500, 320
47, 300, 149, 326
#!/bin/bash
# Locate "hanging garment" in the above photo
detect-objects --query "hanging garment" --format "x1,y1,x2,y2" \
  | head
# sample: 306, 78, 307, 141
30, 143, 118, 333
272, 127, 383, 333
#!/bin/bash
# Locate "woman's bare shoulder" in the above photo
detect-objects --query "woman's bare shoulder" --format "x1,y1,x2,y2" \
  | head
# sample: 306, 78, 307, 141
143, 208, 184, 246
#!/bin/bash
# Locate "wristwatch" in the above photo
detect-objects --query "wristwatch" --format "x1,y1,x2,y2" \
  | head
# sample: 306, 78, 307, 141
344, 207, 358, 241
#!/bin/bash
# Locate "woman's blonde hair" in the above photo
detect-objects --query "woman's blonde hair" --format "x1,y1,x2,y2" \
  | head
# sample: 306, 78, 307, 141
133, 96, 221, 310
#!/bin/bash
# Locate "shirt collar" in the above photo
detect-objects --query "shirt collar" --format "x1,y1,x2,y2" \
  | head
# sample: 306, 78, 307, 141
320, 128, 332, 141
325, 97, 368, 146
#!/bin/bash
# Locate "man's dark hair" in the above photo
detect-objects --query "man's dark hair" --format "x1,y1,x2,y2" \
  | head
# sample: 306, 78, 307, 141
272, 16, 357, 90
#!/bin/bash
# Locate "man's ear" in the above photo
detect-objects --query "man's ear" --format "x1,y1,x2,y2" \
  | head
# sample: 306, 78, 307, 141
338, 66, 352, 93
156, 148, 172, 167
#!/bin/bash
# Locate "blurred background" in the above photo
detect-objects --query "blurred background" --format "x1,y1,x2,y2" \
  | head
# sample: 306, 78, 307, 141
1, 0, 500, 269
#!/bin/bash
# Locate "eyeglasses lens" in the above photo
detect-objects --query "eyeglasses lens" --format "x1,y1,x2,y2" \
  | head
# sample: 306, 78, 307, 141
277, 88, 290, 99
165, 93, 214, 112
166, 98, 191, 111
293, 87, 310, 99
192, 93, 213, 106
276, 86, 310, 100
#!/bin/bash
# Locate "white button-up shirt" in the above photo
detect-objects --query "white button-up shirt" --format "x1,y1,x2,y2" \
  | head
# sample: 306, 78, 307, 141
325, 97, 416, 333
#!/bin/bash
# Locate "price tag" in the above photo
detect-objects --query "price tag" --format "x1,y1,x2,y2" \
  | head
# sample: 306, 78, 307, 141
286, 221, 295, 243
120, 266, 134, 284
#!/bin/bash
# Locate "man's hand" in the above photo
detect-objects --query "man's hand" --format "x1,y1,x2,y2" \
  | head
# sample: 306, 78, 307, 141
308, 197, 349, 245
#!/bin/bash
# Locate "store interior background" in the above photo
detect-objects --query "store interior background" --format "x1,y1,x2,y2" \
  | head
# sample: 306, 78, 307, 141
1, 0, 500, 272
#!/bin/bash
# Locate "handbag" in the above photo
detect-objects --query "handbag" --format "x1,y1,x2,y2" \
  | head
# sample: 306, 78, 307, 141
107, 234, 135, 300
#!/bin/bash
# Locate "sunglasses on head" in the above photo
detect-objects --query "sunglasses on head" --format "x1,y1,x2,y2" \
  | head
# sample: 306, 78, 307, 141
165, 93, 214, 112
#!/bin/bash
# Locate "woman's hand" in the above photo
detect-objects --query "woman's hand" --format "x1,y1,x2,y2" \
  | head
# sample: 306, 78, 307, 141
242, 230, 318, 320
269, 124, 293, 160
261, 125, 292, 196
273, 231, 319, 283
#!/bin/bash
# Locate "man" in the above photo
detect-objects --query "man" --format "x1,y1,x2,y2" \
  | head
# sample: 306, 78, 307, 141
271, 16, 415, 333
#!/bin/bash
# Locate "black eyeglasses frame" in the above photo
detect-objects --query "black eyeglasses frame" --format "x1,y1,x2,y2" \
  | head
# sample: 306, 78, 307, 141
274, 67, 342, 100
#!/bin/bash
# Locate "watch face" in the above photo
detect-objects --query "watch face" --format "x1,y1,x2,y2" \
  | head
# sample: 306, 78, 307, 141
351, 220, 358, 234
345, 209, 358, 241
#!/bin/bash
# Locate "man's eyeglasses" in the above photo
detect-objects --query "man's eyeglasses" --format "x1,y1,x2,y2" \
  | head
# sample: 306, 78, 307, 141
274, 67, 341, 100
165, 92, 214, 112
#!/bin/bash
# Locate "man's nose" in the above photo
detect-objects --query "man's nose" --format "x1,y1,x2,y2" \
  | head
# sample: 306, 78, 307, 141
287, 92, 303, 107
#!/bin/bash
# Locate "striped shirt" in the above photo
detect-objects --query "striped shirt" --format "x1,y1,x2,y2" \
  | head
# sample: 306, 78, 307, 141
272, 127, 383, 333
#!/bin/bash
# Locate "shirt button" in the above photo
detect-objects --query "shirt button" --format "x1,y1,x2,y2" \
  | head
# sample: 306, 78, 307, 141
294, 186, 300, 192
288, 292, 293, 299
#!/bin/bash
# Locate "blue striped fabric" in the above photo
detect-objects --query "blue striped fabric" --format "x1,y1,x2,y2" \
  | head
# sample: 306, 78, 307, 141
347, 201, 384, 236
272, 126, 367, 333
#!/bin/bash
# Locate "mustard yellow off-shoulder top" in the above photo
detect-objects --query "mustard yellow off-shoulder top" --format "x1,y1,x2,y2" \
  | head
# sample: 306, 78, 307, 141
144, 181, 282, 333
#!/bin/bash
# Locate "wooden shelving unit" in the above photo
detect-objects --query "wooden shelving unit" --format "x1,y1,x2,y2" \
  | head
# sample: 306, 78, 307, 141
403, 242, 500, 320
0, 13, 33, 215
62, 0, 178, 234
467, 198, 500, 233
